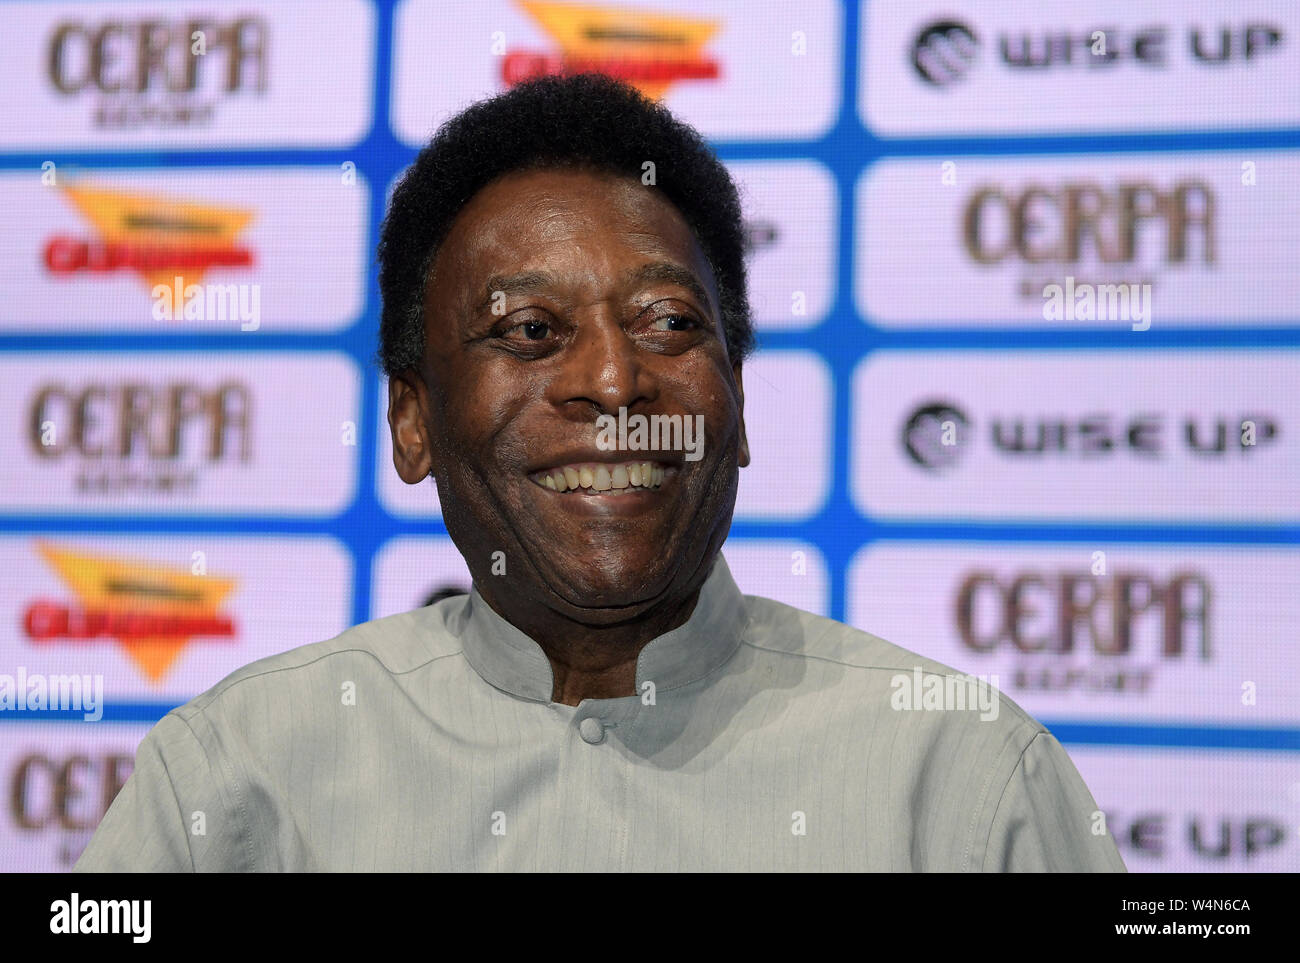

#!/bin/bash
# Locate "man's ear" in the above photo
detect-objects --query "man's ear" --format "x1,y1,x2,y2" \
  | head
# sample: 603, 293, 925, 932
388, 369, 436, 484
732, 361, 750, 468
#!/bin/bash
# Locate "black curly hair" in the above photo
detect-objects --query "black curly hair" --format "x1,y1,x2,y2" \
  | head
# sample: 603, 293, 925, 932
376, 73, 754, 378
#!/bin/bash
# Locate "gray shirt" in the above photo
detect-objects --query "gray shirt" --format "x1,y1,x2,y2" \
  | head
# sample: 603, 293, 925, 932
75, 554, 1126, 872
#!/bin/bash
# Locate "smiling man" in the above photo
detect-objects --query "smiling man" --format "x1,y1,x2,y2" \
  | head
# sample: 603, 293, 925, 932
76, 75, 1124, 873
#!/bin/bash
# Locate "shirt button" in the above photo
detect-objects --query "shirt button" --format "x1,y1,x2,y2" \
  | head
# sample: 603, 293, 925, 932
578, 717, 605, 745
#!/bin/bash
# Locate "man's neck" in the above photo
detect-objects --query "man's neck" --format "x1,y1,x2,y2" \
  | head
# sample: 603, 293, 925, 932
477, 586, 702, 705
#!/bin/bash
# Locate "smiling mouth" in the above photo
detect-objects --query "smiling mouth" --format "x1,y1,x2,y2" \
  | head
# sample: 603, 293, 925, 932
527, 460, 673, 496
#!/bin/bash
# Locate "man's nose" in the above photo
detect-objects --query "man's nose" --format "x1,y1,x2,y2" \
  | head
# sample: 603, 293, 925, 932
549, 309, 654, 415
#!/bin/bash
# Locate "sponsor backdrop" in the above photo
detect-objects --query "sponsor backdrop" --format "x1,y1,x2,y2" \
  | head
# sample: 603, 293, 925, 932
0, 0, 1296, 872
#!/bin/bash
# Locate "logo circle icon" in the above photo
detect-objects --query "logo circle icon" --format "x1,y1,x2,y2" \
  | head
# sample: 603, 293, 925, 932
903, 402, 970, 470
911, 20, 980, 86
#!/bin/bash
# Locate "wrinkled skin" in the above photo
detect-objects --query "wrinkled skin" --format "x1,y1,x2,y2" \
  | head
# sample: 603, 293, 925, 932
388, 167, 749, 705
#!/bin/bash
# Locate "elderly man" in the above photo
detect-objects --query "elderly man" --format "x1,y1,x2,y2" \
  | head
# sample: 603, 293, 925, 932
76, 74, 1124, 872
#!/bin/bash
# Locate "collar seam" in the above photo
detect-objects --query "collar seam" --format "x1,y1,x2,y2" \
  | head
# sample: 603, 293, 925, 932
651, 601, 752, 696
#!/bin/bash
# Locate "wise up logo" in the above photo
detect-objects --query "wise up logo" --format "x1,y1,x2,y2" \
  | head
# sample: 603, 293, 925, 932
901, 401, 1279, 470
911, 17, 1283, 86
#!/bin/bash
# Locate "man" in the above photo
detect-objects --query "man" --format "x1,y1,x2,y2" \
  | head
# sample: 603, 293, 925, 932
76, 74, 1124, 872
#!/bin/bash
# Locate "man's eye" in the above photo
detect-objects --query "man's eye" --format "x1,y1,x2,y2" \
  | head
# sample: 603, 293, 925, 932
652, 315, 698, 332
503, 320, 551, 341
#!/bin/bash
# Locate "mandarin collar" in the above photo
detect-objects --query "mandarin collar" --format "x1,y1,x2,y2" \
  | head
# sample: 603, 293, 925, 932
458, 553, 747, 704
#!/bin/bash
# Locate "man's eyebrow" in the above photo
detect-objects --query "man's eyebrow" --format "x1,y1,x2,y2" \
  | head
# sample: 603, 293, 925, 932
475, 271, 556, 312
627, 262, 715, 315
472, 263, 715, 314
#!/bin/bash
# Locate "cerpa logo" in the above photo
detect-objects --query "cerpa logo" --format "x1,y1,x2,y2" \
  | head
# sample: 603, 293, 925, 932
43, 183, 255, 316
24, 542, 237, 683
503, 0, 722, 99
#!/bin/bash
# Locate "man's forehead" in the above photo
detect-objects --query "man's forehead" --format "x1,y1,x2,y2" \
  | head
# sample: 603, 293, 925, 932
434, 167, 718, 306
454, 168, 692, 253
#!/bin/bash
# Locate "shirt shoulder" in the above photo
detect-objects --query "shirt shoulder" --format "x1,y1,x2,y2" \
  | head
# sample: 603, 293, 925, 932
737, 592, 1042, 732
174, 595, 469, 725
76, 598, 472, 872
735, 593, 1125, 871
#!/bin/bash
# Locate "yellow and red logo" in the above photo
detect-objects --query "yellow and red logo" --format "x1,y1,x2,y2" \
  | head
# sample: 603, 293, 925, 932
504, 0, 722, 99
24, 542, 238, 684
44, 183, 255, 308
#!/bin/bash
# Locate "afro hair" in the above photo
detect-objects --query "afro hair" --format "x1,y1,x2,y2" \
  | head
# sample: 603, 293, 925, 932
376, 72, 754, 377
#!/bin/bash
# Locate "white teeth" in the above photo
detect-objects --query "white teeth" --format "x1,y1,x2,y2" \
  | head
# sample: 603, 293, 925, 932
533, 462, 670, 494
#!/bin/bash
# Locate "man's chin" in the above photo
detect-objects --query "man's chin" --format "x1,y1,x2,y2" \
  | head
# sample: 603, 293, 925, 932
535, 558, 684, 620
